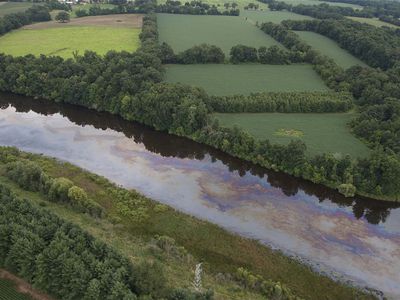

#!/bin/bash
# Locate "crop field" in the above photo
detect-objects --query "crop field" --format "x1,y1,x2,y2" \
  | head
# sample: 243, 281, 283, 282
279, 0, 362, 9
242, 10, 313, 24
0, 278, 31, 300
0, 2, 34, 17
165, 64, 329, 95
215, 112, 370, 157
295, 31, 367, 69
0, 15, 141, 58
157, 13, 283, 54
347, 16, 400, 28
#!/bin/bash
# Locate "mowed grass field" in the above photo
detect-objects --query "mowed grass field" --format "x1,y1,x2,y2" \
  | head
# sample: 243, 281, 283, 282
157, 13, 283, 54
295, 31, 367, 69
0, 15, 141, 58
0, 2, 34, 17
215, 112, 370, 157
242, 10, 313, 24
347, 16, 400, 28
165, 64, 329, 96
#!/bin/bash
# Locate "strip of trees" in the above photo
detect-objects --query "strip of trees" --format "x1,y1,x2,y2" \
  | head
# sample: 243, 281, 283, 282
0, 5, 50, 36
156, 0, 240, 16
206, 91, 353, 113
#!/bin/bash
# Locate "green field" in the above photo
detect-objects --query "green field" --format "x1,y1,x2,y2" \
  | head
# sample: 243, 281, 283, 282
0, 2, 34, 17
279, 0, 362, 8
347, 16, 400, 28
242, 10, 313, 24
165, 64, 329, 95
0, 26, 140, 58
0, 278, 31, 300
157, 13, 283, 54
295, 31, 367, 69
215, 112, 369, 157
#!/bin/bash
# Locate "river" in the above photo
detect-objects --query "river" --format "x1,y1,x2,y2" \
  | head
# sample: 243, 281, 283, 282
0, 93, 399, 298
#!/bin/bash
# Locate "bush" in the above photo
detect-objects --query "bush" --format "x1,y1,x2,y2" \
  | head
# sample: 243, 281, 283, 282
338, 183, 356, 197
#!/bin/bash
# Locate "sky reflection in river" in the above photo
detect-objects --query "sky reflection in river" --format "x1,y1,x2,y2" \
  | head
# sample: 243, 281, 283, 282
0, 102, 399, 297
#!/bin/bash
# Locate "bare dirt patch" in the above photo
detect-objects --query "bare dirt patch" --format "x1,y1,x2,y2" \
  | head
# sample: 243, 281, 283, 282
0, 269, 54, 300
25, 14, 143, 30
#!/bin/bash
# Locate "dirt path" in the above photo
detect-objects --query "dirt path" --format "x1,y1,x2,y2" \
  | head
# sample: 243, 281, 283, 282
0, 269, 54, 300
24, 14, 143, 30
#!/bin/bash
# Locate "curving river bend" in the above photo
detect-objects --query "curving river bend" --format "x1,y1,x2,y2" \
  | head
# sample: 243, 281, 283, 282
0, 93, 399, 298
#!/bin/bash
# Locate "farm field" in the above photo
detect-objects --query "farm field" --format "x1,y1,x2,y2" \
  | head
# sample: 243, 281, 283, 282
295, 31, 367, 69
0, 2, 34, 17
165, 64, 329, 95
0, 278, 31, 300
0, 14, 141, 58
347, 16, 400, 28
242, 10, 313, 23
157, 13, 282, 54
215, 112, 370, 157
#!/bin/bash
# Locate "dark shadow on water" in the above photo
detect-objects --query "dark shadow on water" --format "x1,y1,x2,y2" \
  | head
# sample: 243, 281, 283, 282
0, 92, 398, 224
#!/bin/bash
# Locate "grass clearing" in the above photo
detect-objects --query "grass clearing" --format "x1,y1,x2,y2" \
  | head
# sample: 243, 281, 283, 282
157, 13, 282, 54
347, 16, 400, 28
0, 15, 141, 58
165, 64, 329, 95
0, 2, 34, 17
215, 112, 370, 157
242, 10, 313, 23
0, 150, 375, 300
295, 31, 367, 69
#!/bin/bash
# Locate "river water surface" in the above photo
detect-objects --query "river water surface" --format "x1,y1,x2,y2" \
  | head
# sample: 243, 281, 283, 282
0, 93, 399, 297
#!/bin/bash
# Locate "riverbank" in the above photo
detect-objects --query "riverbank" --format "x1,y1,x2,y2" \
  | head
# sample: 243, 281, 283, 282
0, 147, 376, 300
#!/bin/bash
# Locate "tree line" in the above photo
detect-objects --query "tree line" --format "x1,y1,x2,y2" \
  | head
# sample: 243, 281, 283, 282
156, 0, 240, 16
159, 42, 304, 64
0, 5, 50, 36
5, 159, 104, 217
206, 91, 353, 113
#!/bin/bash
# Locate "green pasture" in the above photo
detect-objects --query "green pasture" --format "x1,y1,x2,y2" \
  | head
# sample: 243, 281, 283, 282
242, 10, 313, 24
347, 16, 400, 28
279, 0, 362, 9
295, 31, 367, 69
0, 278, 31, 300
0, 2, 34, 17
157, 13, 282, 54
165, 64, 329, 95
0, 26, 140, 58
215, 112, 370, 157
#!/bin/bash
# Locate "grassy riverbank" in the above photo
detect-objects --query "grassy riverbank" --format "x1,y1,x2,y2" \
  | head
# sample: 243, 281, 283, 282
0, 147, 376, 300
